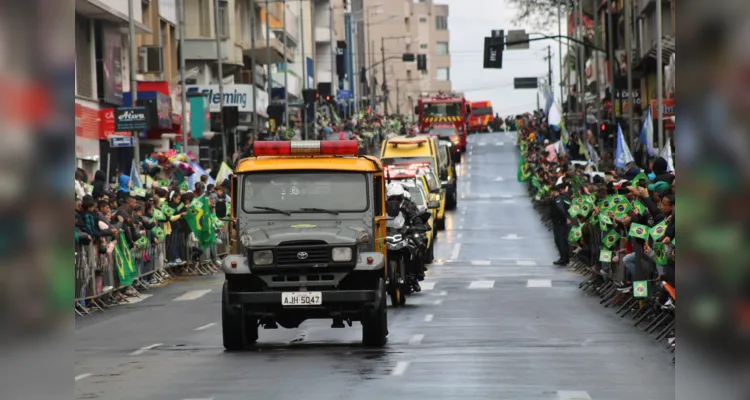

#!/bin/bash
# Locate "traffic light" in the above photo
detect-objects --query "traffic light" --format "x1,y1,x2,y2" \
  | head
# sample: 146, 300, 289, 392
302, 88, 318, 104
417, 54, 427, 71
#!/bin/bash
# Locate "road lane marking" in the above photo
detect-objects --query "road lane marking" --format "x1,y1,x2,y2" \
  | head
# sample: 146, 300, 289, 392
438, 291, 447, 296
75, 373, 92, 381
457, 233, 463, 238
527, 279, 552, 288
478, 194, 491, 199
494, 177, 505, 181
424, 314, 434, 322
194, 323, 216, 331
500, 194, 514, 198
557, 391, 592, 400
468, 280, 495, 289
516, 260, 537, 266
420, 282, 435, 291
173, 289, 212, 301
122, 294, 153, 304
130, 343, 162, 356
470, 260, 491, 266
494, 142, 504, 146
433, 299, 443, 305
501, 234, 521, 240
391, 361, 411, 376
450, 243, 461, 259
409, 334, 425, 345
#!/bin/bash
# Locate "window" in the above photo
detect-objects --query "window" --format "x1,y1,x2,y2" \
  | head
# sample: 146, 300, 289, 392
419, 17, 427, 23
435, 16, 448, 30
218, 0, 230, 38
242, 172, 369, 213
436, 67, 449, 81
198, 0, 211, 37
374, 175, 383, 216
436, 42, 449, 55
407, 70, 412, 80
420, 44, 428, 50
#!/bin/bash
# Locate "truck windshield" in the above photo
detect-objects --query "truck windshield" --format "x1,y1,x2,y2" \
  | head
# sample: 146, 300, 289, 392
242, 172, 369, 213
471, 107, 493, 116
423, 102, 461, 117
427, 127, 456, 137
381, 157, 435, 173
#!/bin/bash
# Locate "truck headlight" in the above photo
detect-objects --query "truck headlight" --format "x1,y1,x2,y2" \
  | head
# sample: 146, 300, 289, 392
332, 247, 353, 262
253, 250, 273, 265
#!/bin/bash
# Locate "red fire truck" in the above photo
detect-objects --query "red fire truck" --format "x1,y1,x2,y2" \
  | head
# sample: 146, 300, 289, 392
415, 92, 470, 153
468, 100, 494, 133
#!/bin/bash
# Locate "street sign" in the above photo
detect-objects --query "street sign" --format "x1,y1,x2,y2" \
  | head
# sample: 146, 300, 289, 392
114, 106, 149, 131
109, 136, 135, 148
506, 29, 530, 50
338, 90, 352, 100
514, 77, 539, 89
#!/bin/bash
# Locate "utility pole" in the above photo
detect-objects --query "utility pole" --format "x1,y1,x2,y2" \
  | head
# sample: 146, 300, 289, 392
557, 2, 564, 109
214, 0, 226, 163
656, 0, 664, 150
607, 0, 616, 130
593, 0, 603, 153
301, 1, 307, 139
624, 0, 635, 149
128, 0, 140, 169
547, 45, 552, 90
266, 0, 272, 101
250, 0, 258, 137
178, 0, 188, 151
577, 0, 586, 131
381, 37, 388, 115
282, 0, 289, 130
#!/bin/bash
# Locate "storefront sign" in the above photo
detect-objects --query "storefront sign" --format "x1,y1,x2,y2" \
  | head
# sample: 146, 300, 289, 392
109, 136, 135, 148
186, 84, 268, 115
115, 106, 149, 131
99, 108, 132, 139
156, 92, 173, 128
650, 99, 676, 129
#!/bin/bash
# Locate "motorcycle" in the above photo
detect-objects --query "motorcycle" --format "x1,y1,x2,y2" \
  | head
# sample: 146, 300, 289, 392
385, 210, 432, 307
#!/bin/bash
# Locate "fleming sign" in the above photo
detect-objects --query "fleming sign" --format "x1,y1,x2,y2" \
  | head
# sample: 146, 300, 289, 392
114, 106, 150, 131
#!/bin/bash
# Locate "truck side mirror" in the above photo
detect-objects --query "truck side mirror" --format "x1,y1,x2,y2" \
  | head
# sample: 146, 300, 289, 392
465, 104, 471, 115
427, 200, 440, 209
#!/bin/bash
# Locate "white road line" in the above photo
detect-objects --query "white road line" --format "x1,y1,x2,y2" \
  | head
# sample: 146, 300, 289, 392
420, 282, 436, 291
499, 194, 514, 198
557, 391, 592, 400
527, 279, 553, 288
450, 243, 462, 260
516, 260, 537, 266
495, 142, 504, 146
478, 142, 487, 146
494, 177, 505, 181
409, 334, 425, 345
478, 194, 491, 199
470, 260, 491, 266
122, 294, 153, 304
433, 299, 443, 305
194, 323, 216, 331
173, 289, 212, 302
468, 280, 495, 289
391, 361, 411, 376
424, 314, 434, 322
457, 233, 463, 238
458, 225, 464, 230
501, 234, 521, 240
438, 291, 448, 296
130, 343, 162, 356
75, 373, 92, 381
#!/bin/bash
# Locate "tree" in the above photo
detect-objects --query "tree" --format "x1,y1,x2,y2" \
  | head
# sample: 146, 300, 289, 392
506, 0, 571, 29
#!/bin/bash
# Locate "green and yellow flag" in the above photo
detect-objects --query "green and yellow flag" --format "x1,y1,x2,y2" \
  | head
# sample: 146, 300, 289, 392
113, 233, 137, 286
568, 225, 583, 243
650, 221, 668, 240
613, 201, 633, 218
632, 199, 646, 215
184, 195, 217, 249
599, 214, 613, 231
603, 229, 620, 248
628, 223, 650, 239
632, 171, 649, 187
653, 242, 668, 265
599, 249, 613, 262
568, 204, 581, 217
517, 156, 531, 182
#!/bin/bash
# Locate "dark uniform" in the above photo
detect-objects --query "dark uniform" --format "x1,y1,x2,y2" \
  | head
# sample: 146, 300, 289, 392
550, 187, 570, 264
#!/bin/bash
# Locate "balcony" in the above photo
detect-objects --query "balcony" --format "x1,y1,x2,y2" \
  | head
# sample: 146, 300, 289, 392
243, 38, 294, 65
315, 26, 332, 43
75, 0, 151, 33
183, 38, 244, 66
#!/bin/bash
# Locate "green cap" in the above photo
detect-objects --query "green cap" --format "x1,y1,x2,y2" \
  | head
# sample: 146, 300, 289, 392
648, 181, 670, 194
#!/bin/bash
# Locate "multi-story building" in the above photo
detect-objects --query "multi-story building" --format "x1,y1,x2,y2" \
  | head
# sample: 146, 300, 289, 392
352, 0, 451, 116
312, 0, 339, 100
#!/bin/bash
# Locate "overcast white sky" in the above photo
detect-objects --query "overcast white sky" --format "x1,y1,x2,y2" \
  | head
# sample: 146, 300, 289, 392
440, 0, 565, 117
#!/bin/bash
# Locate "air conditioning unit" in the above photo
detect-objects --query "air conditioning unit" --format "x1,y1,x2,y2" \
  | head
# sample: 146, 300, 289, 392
138, 46, 164, 73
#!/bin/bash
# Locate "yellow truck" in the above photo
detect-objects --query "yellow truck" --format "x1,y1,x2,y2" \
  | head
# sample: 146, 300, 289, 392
222, 140, 389, 349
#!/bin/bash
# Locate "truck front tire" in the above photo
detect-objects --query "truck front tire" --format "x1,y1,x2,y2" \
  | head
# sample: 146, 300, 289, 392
222, 282, 258, 351
362, 280, 388, 347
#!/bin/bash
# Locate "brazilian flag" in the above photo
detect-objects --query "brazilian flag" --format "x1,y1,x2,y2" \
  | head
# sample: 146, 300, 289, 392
613, 201, 633, 218
632, 171, 649, 186
579, 202, 593, 217
599, 214, 613, 231
568, 205, 581, 217
151, 209, 166, 222
532, 176, 541, 189
653, 242, 668, 265
599, 198, 613, 212
568, 225, 583, 243
599, 250, 613, 262
113, 233, 137, 286
184, 195, 217, 249
179, 181, 189, 191
632, 200, 646, 215
152, 226, 167, 240
517, 158, 531, 182
135, 236, 149, 248
158, 179, 169, 188
611, 195, 627, 206
162, 204, 176, 217
603, 229, 620, 248
628, 223, 650, 239
650, 221, 668, 240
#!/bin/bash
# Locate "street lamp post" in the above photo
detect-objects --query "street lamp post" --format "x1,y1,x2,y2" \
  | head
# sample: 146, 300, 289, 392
381, 36, 409, 116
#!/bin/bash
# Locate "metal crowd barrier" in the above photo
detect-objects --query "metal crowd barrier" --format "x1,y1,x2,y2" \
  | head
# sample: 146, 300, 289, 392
522, 172, 676, 361
75, 225, 230, 317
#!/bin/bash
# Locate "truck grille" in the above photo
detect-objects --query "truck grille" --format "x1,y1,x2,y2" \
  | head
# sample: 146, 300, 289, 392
276, 240, 330, 266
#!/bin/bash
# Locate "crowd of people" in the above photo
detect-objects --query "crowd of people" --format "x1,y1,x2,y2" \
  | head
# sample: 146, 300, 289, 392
74, 168, 230, 306
514, 111, 676, 349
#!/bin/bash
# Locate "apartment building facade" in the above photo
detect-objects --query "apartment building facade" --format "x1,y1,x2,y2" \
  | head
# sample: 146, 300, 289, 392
352, 0, 451, 116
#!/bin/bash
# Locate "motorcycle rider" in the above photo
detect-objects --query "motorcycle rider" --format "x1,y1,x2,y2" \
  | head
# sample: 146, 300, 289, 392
385, 182, 425, 290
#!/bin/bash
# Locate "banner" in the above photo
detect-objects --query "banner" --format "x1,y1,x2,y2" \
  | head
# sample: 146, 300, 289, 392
184, 195, 217, 249
114, 233, 137, 286
102, 25, 124, 105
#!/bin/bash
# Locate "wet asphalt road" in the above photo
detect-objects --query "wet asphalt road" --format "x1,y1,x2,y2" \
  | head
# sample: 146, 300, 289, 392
75, 132, 675, 400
